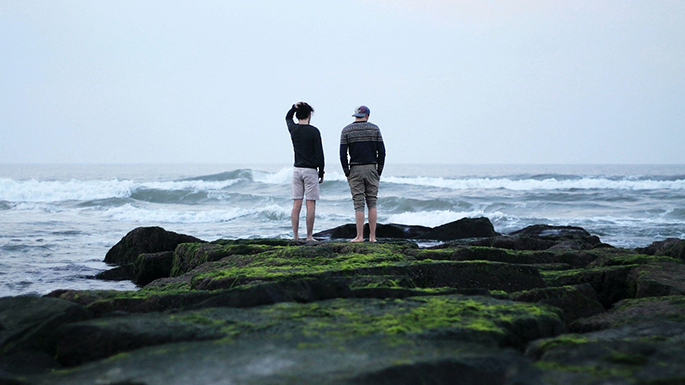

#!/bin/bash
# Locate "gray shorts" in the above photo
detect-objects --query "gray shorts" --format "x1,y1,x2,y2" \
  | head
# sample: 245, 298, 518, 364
347, 164, 379, 212
292, 167, 320, 201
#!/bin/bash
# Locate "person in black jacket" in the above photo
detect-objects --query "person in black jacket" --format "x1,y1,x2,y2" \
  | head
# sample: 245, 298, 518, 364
286, 102, 325, 241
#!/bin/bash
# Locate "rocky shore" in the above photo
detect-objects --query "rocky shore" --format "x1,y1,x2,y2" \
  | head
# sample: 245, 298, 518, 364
1, 218, 685, 385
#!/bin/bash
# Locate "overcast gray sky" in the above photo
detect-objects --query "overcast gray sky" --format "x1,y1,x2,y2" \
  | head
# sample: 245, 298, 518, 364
1, 0, 684, 165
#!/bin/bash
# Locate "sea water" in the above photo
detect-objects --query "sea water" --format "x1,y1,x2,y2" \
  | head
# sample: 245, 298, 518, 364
1, 163, 684, 297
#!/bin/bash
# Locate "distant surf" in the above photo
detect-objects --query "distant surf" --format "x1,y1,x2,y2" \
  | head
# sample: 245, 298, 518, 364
1, 163, 684, 297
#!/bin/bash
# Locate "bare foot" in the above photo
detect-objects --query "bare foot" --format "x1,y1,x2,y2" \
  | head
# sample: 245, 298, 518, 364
349, 237, 364, 243
305, 237, 316, 242
369, 238, 377, 243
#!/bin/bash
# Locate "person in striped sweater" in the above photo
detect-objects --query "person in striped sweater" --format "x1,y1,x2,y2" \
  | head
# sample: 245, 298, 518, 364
339, 105, 386, 242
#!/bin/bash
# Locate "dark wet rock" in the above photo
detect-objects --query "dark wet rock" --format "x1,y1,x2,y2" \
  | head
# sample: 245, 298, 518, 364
417, 247, 604, 269
356, 262, 547, 293
189, 260, 547, 294
571, 296, 685, 332
527, 319, 685, 385
348, 349, 544, 385
0, 296, 91, 374
627, 262, 685, 298
45, 289, 132, 308
544, 265, 635, 308
26, 295, 563, 385
636, 238, 685, 261
55, 313, 227, 366
104, 226, 204, 266
351, 287, 492, 300
7, 234, 685, 385
133, 251, 175, 286
314, 217, 496, 241
171, 242, 278, 277
510, 284, 605, 325
313, 223, 432, 240
188, 278, 355, 308
529, 337, 685, 385
470, 224, 607, 251
83, 291, 219, 317
94, 264, 134, 281
417, 217, 499, 241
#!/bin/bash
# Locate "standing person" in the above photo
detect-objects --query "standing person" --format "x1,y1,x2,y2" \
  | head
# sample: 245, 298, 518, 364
340, 105, 386, 242
286, 102, 325, 241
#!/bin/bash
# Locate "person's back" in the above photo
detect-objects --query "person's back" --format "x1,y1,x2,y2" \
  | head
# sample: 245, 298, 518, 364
339, 105, 385, 242
288, 118, 324, 174
340, 120, 385, 175
286, 102, 324, 241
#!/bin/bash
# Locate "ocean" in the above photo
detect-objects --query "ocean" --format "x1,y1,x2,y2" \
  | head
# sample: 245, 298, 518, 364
1, 163, 684, 298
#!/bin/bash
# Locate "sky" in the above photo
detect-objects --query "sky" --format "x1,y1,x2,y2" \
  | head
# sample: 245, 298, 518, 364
1, 0, 684, 165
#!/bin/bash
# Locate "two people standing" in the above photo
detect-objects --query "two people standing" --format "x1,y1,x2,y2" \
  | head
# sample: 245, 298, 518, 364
286, 103, 386, 242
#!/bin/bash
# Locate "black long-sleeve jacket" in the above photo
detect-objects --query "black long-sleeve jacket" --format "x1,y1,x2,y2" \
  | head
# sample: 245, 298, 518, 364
286, 107, 325, 178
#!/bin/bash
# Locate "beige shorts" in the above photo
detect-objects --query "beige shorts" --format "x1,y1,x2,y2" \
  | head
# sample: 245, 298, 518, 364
347, 164, 379, 212
292, 167, 320, 201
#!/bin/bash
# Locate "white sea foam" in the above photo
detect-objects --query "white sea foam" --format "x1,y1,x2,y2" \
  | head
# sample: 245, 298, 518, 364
382, 176, 685, 191
253, 168, 350, 184
0, 178, 136, 203
252, 168, 293, 185
0, 178, 239, 203
103, 204, 290, 224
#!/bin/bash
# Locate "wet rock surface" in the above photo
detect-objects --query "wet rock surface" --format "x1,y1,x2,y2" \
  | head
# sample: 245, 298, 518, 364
2, 221, 685, 384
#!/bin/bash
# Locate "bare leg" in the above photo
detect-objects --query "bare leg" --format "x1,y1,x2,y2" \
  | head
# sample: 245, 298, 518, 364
291, 199, 303, 240
305, 200, 316, 241
368, 207, 377, 242
350, 210, 365, 242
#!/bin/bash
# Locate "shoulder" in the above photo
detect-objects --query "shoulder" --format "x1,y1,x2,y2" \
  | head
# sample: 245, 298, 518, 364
341, 123, 356, 133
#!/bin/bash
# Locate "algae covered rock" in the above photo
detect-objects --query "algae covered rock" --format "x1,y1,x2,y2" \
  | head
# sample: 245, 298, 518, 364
571, 296, 685, 332
527, 319, 685, 385
510, 284, 605, 325
470, 224, 606, 251
133, 251, 175, 285
636, 237, 685, 261
104, 226, 205, 265
6, 228, 685, 385
27, 294, 563, 385
0, 296, 91, 374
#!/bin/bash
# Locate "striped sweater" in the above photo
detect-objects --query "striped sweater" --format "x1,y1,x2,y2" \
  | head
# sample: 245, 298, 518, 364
339, 121, 386, 176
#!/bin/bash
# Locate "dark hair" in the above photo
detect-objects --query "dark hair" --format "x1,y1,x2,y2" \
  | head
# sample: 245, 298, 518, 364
295, 103, 314, 120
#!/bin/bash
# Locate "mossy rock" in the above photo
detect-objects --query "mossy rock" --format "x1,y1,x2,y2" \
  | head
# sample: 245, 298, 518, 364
0, 296, 91, 374
171, 242, 278, 277
28, 294, 563, 384
636, 238, 685, 261
626, 262, 685, 298
30, 338, 545, 385
527, 322, 685, 385
571, 296, 685, 332
134, 251, 175, 286
105, 226, 204, 266
415, 247, 617, 269
541, 265, 635, 308
510, 284, 605, 325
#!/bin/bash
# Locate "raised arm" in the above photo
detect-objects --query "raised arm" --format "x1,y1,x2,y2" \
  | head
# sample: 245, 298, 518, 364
286, 104, 297, 132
